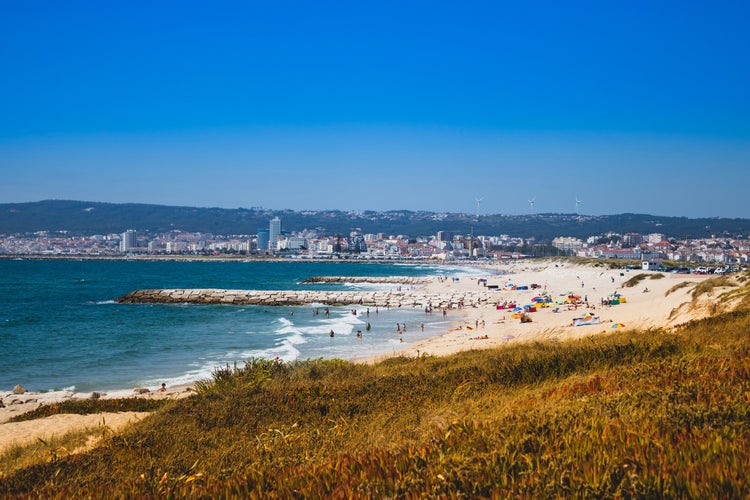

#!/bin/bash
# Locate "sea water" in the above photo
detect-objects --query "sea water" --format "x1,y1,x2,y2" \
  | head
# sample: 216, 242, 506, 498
1, 259, 483, 393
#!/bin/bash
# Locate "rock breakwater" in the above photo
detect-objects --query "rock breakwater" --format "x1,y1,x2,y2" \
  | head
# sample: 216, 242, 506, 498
300, 276, 432, 284
116, 288, 496, 309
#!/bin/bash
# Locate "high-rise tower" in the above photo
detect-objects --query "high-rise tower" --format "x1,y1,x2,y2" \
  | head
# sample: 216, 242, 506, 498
268, 217, 281, 252
120, 229, 137, 252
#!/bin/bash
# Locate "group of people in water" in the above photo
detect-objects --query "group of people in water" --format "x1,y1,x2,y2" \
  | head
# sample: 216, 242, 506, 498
324, 304, 432, 341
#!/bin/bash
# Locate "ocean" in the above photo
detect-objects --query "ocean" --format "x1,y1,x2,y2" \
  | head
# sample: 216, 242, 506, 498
1, 259, 482, 393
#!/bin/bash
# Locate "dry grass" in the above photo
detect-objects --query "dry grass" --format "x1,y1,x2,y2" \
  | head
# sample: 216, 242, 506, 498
2, 307, 750, 497
666, 281, 693, 296
622, 273, 663, 288
0, 422, 112, 477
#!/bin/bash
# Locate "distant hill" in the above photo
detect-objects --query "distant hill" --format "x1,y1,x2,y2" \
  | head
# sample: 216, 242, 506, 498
0, 200, 748, 242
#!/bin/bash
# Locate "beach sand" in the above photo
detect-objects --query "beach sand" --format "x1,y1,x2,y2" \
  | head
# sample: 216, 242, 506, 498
0, 261, 719, 455
366, 260, 716, 361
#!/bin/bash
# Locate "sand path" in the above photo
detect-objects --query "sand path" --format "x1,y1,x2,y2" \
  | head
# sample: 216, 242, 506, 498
0, 412, 149, 454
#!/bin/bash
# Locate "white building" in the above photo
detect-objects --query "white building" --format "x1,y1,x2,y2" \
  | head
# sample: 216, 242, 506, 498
269, 217, 281, 251
120, 230, 137, 252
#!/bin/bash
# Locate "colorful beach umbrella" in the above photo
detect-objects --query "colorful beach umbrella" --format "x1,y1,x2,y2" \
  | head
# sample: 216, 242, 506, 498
611, 323, 626, 329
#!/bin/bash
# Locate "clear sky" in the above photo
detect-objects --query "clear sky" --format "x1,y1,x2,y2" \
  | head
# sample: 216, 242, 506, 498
1, 1, 749, 218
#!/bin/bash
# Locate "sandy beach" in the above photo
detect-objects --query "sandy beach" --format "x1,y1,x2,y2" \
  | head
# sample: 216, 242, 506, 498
1, 260, 718, 456
367, 260, 716, 360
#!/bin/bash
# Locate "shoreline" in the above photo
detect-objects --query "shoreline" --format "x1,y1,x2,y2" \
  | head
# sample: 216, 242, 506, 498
3, 260, 714, 402
2, 259, 720, 452
1, 266, 490, 424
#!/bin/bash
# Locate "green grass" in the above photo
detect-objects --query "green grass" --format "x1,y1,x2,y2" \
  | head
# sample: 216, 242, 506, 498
2, 312, 750, 497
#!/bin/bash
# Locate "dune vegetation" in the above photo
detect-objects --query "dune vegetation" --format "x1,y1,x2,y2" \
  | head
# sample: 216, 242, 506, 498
2, 275, 750, 497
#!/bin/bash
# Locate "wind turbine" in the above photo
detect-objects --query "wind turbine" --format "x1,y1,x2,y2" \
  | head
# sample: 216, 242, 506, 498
528, 196, 536, 214
475, 196, 484, 217
575, 196, 583, 213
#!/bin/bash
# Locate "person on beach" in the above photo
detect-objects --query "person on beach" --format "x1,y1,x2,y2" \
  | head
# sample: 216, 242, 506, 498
366, 322, 371, 331
329, 329, 334, 337
159, 383, 166, 392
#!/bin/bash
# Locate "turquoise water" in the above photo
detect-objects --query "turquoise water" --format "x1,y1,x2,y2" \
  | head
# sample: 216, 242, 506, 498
1, 260, 478, 393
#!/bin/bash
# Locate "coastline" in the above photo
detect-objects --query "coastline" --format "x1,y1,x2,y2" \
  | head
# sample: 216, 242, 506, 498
1, 259, 719, 453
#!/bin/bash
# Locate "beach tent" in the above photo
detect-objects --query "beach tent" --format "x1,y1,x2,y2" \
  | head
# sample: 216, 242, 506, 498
573, 313, 601, 326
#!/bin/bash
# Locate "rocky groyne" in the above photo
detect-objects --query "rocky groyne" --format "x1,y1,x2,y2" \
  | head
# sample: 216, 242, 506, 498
300, 276, 432, 284
116, 288, 496, 309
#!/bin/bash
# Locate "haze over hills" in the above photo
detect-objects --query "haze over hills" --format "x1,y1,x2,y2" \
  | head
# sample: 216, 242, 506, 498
1, 200, 748, 242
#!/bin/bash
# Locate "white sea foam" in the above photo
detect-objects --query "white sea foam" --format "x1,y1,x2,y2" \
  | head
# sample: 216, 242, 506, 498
141, 366, 217, 389
303, 311, 364, 336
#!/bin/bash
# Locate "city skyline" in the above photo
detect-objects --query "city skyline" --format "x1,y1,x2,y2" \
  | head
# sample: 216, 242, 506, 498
1, 2, 749, 218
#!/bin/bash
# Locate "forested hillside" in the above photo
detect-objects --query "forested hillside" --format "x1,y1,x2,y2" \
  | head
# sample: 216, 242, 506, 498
1, 200, 747, 241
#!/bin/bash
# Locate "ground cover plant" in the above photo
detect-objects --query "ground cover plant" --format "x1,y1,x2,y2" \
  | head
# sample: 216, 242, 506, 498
2, 308, 749, 497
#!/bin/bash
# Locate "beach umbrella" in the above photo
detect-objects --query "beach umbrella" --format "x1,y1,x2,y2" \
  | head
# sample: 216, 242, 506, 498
611, 323, 626, 329
513, 306, 524, 312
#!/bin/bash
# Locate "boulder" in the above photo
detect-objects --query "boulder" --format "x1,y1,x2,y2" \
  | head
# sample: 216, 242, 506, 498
133, 387, 150, 394
12, 384, 27, 395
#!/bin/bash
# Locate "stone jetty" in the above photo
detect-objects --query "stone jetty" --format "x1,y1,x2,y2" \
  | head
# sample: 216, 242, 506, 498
116, 287, 496, 309
300, 276, 432, 284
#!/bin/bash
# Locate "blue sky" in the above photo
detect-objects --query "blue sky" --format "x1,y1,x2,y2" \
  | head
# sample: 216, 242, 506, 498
1, 1, 748, 218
